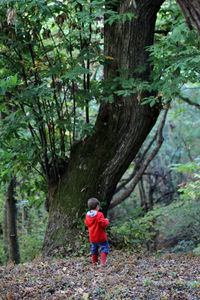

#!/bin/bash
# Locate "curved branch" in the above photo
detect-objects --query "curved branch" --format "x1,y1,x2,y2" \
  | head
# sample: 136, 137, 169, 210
115, 130, 157, 193
109, 106, 169, 210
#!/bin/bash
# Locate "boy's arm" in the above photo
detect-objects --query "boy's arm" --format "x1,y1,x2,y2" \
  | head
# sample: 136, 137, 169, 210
98, 213, 109, 227
84, 218, 88, 226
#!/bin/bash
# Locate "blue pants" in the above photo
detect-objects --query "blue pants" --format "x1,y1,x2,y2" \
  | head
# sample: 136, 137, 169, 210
91, 240, 110, 255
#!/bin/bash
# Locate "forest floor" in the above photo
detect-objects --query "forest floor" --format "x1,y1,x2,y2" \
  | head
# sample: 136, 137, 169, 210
1, 250, 200, 300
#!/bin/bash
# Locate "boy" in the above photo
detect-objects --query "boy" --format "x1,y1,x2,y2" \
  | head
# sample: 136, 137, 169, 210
85, 198, 109, 265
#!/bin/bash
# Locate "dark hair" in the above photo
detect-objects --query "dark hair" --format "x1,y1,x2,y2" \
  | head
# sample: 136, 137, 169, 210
88, 198, 100, 210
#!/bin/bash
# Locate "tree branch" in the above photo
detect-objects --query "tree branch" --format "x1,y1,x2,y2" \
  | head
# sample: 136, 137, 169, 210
179, 95, 200, 109
115, 116, 160, 193
109, 106, 169, 210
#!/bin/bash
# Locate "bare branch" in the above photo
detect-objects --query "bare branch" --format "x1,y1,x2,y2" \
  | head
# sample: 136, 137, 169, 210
179, 95, 200, 110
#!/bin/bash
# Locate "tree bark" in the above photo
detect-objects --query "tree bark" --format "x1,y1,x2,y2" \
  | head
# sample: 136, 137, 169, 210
7, 177, 20, 264
43, 0, 164, 256
109, 107, 168, 209
3, 202, 9, 263
176, 0, 200, 35
138, 178, 148, 213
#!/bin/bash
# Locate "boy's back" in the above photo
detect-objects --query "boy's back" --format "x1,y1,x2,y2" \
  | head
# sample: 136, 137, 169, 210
85, 210, 109, 243
85, 197, 110, 265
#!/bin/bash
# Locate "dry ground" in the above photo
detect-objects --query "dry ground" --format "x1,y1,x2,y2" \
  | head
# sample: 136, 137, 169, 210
1, 251, 200, 299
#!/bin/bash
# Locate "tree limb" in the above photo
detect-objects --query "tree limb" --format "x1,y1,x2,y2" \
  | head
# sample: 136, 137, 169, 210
115, 104, 169, 194
115, 121, 160, 193
109, 106, 169, 210
179, 95, 200, 110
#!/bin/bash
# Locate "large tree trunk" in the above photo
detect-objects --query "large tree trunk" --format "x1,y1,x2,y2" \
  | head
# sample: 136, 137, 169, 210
43, 0, 164, 256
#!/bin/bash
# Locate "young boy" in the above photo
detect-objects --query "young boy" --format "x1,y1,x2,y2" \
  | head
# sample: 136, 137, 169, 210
85, 198, 109, 265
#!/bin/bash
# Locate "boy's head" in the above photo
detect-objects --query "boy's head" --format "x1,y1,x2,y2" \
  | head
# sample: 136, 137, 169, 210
88, 198, 100, 210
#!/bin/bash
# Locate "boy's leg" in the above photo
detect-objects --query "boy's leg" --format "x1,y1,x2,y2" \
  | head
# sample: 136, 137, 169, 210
100, 241, 110, 264
91, 243, 98, 264
92, 254, 98, 264
101, 252, 107, 264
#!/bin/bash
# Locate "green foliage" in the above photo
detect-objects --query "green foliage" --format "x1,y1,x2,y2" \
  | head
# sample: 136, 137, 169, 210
0, 172, 47, 265
105, 12, 136, 25
0, 0, 107, 182
0, 0, 199, 183
0, 0, 200, 263
148, 19, 200, 103
113, 190, 200, 252
111, 206, 157, 249
193, 244, 200, 255
142, 1, 200, 106
171, 240, 195, 254
152, 198, 200, 251
0, 0, 143, 188
110, 0, 200, 251
171, 161, 200, 201
18, 210, 47, 263
0, 204, 47, 265
156, 162, 200, 249
101, 1, 200, 107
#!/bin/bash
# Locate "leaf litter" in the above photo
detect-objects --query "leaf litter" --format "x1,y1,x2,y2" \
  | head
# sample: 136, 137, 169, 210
1, 251, 200, 299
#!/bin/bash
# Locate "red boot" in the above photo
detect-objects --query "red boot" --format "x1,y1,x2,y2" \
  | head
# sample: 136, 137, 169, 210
92, 254, 98, 264
101, 252, 107, 264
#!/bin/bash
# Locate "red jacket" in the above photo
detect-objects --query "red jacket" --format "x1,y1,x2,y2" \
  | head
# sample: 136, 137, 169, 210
85, 211, 109, 243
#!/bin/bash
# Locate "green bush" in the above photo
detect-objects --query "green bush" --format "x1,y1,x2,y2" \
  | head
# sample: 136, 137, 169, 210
0, 207, 47, 265
19, 228, 46, 263
171, 240, 195, 253
111, 211, 157, 250
193, 244, 200, 255
112, 196, 200, 252
0, 237, 6, 265
18, 208, 47, 263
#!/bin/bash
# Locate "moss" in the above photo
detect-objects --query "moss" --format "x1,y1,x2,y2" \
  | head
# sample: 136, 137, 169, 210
43, 210, 83, 256
50, 141, 106, 217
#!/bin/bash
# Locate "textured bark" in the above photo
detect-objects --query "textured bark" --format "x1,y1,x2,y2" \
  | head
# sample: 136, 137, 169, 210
7, 177, 20, 264
176, 0, 200, 35
138, 178, 149, 212
3, 202, 9, 263
109, 107, 168, 210
43, 0, 164, 256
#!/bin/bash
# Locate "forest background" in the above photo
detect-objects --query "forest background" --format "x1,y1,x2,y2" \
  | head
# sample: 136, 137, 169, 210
0, 0, 200, 266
